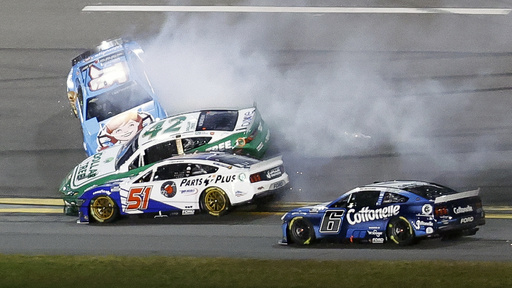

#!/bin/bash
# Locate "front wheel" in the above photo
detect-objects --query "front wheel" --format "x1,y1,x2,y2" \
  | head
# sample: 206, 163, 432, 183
288, 217, 315, 245
90, 196, 118, 223
387, 216, 415, 246
201, 187, 230, 216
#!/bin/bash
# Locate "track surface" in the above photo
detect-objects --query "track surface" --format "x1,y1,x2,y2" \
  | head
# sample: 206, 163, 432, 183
1, 1, 512, 260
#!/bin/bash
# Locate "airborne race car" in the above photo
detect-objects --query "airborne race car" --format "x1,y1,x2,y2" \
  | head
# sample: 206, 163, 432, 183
60, 152, 289, 223
279, 181, 485, 246
66, 38, 167, 156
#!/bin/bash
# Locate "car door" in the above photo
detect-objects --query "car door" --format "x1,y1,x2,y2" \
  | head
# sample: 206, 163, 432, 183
317, 194, 351, 236
341, 190, 383, 238
148, 162, 213, 212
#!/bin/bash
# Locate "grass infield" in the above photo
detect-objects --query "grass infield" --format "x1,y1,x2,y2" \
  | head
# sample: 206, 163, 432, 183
0, 255, 511, 287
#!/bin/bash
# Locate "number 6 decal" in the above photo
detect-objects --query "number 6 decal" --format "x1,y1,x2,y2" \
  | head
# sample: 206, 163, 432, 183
319, 210, 345, 233
127, 186, 152, 210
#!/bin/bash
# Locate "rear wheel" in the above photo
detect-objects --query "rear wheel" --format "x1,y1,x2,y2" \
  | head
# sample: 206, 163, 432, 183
288, 217, 315, 245
201, 187, 230, 216
90, 196, 118, 223
387, 216, 415, 246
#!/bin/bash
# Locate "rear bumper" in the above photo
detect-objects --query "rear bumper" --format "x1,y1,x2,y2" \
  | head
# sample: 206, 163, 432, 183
436, 213, 485, 234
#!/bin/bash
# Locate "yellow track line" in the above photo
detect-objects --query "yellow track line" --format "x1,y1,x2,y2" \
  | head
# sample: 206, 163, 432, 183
0, 208, 63, 213
0, 198, 62, 206
0, 198, 511, 218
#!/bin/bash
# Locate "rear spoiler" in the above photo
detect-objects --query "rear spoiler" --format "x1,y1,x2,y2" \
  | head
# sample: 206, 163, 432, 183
249, 155, 283, 171
434, 188, 480, 204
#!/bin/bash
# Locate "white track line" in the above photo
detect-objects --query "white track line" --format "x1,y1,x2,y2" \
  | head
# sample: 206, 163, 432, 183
82, 6, 511, 15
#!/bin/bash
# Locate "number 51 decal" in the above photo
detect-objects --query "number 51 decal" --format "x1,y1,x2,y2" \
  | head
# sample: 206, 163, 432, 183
319, 210, 345, 233
127, 186, 152, 210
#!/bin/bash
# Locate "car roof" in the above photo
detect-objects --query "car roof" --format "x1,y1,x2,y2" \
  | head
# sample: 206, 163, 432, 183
154, 152, 260, 167
136, 107, 256, 147
363, 180, 436, 190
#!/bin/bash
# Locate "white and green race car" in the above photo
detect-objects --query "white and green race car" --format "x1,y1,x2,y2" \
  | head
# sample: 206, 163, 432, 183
114, 106, 270, 166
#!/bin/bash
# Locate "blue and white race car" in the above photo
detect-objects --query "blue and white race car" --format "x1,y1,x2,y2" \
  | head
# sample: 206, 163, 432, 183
66, 38, 167, 156
60, 152, 289, 223
279, 181, 485, 246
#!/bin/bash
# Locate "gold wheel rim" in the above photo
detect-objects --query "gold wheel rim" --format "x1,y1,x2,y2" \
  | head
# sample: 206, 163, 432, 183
204, 189, 227, 214
90, 196, 115, 222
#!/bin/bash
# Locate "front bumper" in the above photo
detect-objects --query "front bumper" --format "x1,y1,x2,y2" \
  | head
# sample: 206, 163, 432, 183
63, 199, 79, 216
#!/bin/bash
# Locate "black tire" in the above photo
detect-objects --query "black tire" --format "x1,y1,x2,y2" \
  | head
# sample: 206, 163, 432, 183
288, 217, 315, 245
201, 187, 230, 216
90, 195, 118, 223
387, 216, 415, 246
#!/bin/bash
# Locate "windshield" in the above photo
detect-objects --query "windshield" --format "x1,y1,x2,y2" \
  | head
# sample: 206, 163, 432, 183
86, 81, 152, 121
196, 110, 238, 131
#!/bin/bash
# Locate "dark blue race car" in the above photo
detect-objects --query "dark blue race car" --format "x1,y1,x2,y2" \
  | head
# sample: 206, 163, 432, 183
279, 181, 485, 246
66, 38, 167, 156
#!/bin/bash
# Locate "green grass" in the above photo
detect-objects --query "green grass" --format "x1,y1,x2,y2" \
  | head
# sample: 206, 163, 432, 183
0, 255, 510, 288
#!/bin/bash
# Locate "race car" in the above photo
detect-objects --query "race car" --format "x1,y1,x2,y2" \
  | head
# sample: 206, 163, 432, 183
66, 38, 167, 156
115, 106, 270, 168
60, 152, 289, 223
279, 181, 485, 246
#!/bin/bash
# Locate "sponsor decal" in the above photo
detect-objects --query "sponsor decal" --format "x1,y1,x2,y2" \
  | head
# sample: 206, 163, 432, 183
412, 220, 434, 230
182, 209, 195, 215
180, 188, 198, 195
161, 181, 177, 198
368, 230, 383, 237
241, 110, 255, 128
454, 205, 473, 214
460, 216, 474, 224
179, 175, 236, 187
205, 140, 233, 152
347, 205, 400, 225
92, 189, 111, 196
265, 167, 282, 179
76, 152, 103, 180
235, 191, 247, 197
421, 204, 433, 215
371, 238, 385, 244
426, 227, 434, 234
271, 180, 286, 190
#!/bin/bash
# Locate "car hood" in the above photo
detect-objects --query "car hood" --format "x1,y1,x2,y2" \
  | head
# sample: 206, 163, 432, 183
63, 145, 123, 192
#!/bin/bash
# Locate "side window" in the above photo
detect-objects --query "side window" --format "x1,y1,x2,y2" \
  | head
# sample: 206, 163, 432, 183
181, 137, 212, 152
143, 140, 178, 165
76, 86, 84, 120
330, 195, 349, 208
348, 191, 381, 208
382, 192, 408, 204
189, 164, 218, 176
128, 155, 140, 170
134, 170, 153, 183
154, 164, 188, 181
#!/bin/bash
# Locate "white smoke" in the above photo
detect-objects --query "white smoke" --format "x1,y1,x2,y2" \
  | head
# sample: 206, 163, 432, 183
140, 10, 501, 166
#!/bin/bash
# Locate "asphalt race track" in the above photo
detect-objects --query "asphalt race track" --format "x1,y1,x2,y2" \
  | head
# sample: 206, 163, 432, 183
1, 1, 512, 260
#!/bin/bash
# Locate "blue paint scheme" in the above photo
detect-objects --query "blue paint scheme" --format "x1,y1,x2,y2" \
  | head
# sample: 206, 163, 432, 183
279, 181, 486, 246
67, 39, 167, 156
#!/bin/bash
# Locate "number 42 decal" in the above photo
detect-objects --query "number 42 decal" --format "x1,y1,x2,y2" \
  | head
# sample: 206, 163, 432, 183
319, 210, 345, 233
127, 186, 152, 210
